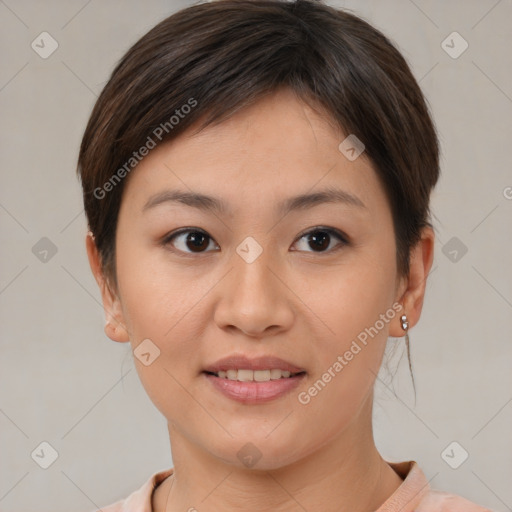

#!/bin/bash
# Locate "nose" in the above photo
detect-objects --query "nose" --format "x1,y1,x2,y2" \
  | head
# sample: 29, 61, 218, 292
213, 248, 294, 338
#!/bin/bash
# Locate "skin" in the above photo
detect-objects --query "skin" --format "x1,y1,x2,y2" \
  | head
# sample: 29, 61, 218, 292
86, 88, 434, 512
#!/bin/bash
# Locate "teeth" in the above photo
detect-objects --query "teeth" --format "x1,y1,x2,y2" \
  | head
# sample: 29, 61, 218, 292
237, 369, 253, 382
254, 370, 270, 381
270, 369, 282, 379
212, 369, 298, 381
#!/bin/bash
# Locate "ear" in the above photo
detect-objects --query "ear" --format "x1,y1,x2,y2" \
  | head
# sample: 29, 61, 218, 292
389, 226, 435, 337
85, 231, 130, 343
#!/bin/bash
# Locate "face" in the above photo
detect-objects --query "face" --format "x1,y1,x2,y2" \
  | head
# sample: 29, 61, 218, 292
91, 88, 423, 470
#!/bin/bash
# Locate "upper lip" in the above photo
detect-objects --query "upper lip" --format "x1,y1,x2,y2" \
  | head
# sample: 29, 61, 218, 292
203, 354, 306, 374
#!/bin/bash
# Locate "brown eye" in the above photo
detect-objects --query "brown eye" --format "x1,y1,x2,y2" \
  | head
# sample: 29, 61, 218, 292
292, 228, 348, 253
164, 229, 218, 253
163, 226, 348, 256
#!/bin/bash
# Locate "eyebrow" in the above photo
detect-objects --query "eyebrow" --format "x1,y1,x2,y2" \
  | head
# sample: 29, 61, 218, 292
142, 187, 367, 216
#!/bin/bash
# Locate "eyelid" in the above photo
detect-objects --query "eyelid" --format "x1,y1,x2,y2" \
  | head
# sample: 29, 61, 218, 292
291, 226, 349, 254
163, 226, 210, 242
162, 226, 349, 254
294, 226, 349, 245
162, 227, 219, 254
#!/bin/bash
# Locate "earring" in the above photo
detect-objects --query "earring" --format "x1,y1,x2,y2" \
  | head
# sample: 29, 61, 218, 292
400, 314, 409, 331
400, 312, 411, 356
399, 309, 417, 397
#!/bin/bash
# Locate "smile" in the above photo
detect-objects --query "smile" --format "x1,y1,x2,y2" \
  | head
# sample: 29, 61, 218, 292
206, 369, 304, 381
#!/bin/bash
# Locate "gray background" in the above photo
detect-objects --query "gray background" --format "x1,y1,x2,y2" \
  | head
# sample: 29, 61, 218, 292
1, 0, 511, 511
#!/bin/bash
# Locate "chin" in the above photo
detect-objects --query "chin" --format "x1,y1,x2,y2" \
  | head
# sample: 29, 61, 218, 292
204, 430, 311, 471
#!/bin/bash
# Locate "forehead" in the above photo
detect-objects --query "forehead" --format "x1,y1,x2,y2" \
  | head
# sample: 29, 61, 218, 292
120, 89, 388, 219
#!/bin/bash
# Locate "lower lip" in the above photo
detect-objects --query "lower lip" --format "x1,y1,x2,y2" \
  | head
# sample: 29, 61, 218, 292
203, 372, 306, 404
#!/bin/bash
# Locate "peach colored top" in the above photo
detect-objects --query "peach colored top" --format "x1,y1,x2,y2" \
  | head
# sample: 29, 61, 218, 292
91, 460, 494, 512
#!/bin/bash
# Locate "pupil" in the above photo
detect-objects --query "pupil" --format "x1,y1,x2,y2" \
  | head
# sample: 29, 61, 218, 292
309, 231, 329, 251
183, 231, 331, 253
187, 232, 208, 252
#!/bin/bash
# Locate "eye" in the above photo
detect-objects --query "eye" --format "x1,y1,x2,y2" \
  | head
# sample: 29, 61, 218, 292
163, 228, 219, 254
162, 226, 349, 255
292, 227, 348, 253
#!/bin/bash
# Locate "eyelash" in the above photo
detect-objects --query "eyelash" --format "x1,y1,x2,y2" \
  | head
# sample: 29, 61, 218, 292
161, 226, 349, 256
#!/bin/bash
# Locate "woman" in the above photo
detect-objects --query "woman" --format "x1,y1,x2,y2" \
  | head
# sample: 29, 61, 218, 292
78, 0, 492, 510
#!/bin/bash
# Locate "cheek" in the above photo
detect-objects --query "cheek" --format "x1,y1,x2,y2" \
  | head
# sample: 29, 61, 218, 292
113, 241, 204, 387
292, 267, 395, 439
310, 252, 397, 344
115, 235, 201, 336
301, 244, 398, 392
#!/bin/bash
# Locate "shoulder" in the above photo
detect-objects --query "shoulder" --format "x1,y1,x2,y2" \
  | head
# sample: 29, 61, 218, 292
382, 460, 495, 512
88, 467, 174, 512
416, 488, 496, 512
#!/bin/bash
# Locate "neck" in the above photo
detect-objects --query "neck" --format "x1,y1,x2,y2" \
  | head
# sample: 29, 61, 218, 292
153, 398, 403, 512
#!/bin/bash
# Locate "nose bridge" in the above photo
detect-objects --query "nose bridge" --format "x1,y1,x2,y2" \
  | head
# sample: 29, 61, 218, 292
214, 235, 293, 336
232, 235, 278, 305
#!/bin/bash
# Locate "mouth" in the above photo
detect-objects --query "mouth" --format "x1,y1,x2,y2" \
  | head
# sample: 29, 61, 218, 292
203, 369, 306, 381
202, 354, 307, 403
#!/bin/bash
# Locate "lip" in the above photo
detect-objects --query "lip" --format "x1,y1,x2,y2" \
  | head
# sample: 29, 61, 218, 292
202, 354, 307, 404
203, 372, 306, 404
203, 354, 305, 373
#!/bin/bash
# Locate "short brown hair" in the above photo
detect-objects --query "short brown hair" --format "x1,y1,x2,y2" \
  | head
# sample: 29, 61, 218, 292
77, 0, 440, 292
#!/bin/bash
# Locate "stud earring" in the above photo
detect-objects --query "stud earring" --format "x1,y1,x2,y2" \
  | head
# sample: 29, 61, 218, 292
400, 312, 411, 359
400, 314, 409, 331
